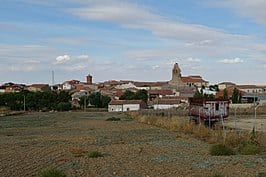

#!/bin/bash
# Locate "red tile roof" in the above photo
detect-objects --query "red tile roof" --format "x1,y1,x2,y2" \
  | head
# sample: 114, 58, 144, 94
109, 100, 144, 105
149, 89, 173, 95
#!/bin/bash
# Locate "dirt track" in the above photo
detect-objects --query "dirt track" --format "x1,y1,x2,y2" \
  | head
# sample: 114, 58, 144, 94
0, 112, 265, 177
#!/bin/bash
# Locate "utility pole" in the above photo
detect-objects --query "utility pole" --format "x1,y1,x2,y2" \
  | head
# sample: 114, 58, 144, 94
84, 95, 86, 112
253, 103, 260, 131
52, 70, 55, 85
23, 95, 26, 112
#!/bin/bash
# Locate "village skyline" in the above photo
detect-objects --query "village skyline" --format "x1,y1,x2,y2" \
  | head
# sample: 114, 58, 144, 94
1, 1, 266, 84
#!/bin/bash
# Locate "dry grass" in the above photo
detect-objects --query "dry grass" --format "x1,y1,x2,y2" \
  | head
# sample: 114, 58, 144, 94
128, 112, 266, 154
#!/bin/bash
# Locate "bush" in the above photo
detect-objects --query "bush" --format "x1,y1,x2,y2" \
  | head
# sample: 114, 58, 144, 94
239, 142, 261, 155
210, 144, 235, 156
38, 167, 66, 177
87, 151, 104, 158
106, 117, 121, 121
257, 172, 266, 177
57, 102, 71, 111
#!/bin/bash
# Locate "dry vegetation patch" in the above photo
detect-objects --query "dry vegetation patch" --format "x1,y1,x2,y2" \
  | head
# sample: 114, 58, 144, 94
128, 112, 266, 156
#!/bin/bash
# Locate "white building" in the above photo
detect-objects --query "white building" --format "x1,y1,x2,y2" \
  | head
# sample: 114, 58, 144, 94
108, 100, 146, 112
153, 99, 180, 110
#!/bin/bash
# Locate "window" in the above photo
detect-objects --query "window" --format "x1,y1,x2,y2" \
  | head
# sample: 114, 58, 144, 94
215, 103, 219, 111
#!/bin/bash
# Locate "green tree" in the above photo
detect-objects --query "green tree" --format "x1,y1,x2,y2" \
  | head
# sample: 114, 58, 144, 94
232, 88, 241, 103
194, 88, 203, 98
134, 89, 148, 102
120, 90, 135, 100
223, 89, 228, 99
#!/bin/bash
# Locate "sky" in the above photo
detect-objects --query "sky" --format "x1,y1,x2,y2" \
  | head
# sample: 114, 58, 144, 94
1, 0, 266, 85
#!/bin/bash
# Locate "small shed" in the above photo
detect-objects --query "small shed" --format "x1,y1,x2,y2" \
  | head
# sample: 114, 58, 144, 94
108, 100, 146, 112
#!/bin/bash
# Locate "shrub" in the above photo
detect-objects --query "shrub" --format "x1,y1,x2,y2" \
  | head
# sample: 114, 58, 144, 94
210, 144, 235, 156
106, 117, 121, 121
38, 167, 66, 177
239, 142, 261, 155
257, 172, 266, 177
87, 151, 104, 158
57, 102, 71, 111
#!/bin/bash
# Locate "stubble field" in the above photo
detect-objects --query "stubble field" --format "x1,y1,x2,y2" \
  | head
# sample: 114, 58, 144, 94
0, 112, 265, 177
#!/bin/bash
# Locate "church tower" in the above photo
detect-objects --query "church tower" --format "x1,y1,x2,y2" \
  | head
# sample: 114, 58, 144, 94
86, 74, 92, 84
169, 63, 183, 86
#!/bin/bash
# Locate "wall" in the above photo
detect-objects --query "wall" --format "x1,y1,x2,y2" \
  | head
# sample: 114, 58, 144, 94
108, 105, 123, 112
153, 104, 179, 110
122, 104, 140, 111
230, 103, 254, 109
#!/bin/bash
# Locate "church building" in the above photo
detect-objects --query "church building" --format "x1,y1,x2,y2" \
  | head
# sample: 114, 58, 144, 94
168, 63, 208, 88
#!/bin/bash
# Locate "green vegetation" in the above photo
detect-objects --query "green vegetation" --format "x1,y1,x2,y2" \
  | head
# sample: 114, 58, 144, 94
106, 117, 121, 121
239, 142, 261, 155
210, 144, 235, 156
120, 89, 148, 102
0, 91, 71, 111
38, 167, 66, 177
79, 92, 111, 108
223, 89, 228, 99
257, 172, 266, 177
231, 88, 242, 103
87, 151, 104, 158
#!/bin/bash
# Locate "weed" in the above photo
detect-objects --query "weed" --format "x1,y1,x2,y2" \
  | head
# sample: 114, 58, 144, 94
238, 142, 261, 155
87, 151, 104, 158
38, 167, 66, 177
257, 172, 266, 177
210, 144, 235, 156
106, 117, 121, 121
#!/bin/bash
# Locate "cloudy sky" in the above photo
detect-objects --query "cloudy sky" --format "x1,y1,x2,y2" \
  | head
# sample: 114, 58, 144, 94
1, 0, 266, 85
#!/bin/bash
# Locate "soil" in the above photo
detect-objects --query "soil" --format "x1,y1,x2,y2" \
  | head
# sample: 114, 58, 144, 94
225, 114, 266, 132
0, 112, 265, 177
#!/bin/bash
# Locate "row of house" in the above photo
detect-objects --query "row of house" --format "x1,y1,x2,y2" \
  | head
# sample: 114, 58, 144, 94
1, 64, 266, 112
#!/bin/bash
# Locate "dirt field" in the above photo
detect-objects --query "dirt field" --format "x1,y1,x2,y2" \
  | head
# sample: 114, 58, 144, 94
225, 114, 266, 132
0, 112, 265, 177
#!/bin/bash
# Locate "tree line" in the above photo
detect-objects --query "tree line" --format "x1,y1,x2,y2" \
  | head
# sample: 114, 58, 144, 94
0, 91, 72, 111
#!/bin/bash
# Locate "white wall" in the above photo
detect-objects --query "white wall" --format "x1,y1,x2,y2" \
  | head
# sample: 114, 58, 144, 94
108, 105, 123, 112
122, 104, 140, 111
153, 104, 179, 110
230, 103, 254, 109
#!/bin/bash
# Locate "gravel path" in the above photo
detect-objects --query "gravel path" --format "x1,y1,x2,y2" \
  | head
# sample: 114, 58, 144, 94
0, 112, 265, 177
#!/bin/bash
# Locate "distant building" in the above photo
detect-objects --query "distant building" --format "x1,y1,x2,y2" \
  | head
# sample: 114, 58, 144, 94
86, 74, 93, 84
153, 99, 180, 110
62, 80, 80, 90
218, 82, 236, 90
168, 63, 208, 88
108, 100, 146, 112
26, 84, 50, 92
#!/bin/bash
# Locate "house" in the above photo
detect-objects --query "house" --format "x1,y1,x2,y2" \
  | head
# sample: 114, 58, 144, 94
148, 89, 174, 101
108, 100, 146, 112
218, 82, 236, 90
26, 84, 50, 92
62, 80, 80, 90
216, 86, 245, 99
152, 99, 180, 110
237, 85, 265, 94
